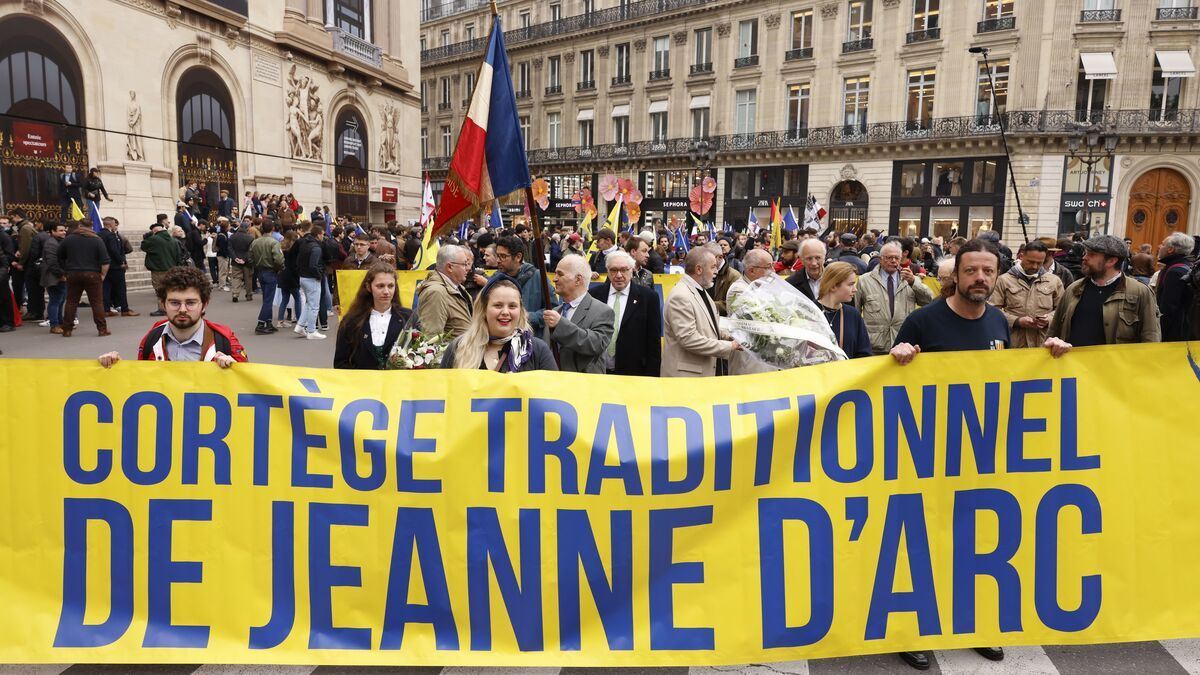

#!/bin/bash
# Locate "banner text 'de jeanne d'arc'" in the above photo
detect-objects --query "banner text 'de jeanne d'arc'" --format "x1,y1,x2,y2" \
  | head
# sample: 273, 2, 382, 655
2, 343, 1199, 666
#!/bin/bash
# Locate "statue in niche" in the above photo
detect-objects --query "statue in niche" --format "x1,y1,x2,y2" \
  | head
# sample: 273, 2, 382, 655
126, 91, 144, 162
286, 65, 323, 159
378, 102, 401, 174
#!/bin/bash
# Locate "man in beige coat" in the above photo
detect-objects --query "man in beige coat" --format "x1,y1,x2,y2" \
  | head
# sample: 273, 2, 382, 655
854, 241, 934, 354
416, 245, 473, 337
989, 240, 1064, 348
661, 247, 743, 377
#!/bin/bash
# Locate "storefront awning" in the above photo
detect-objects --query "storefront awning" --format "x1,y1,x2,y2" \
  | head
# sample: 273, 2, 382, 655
1156, 50, 1196, 78
576, 108, 594, 121
690, 95, 711, 110
611, 104, 630, 117
1081, 52, 1118, 80
649, 100, 669, 114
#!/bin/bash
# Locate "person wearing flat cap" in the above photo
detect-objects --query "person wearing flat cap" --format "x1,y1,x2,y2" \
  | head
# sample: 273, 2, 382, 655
835, 232, 869, 274
1045, 234, 1160, 351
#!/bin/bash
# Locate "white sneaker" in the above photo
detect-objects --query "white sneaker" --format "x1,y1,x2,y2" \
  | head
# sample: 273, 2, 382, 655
293, 323, 305, 335
73, 318, 79, 326
305, 330, 327, 340
222, 286, 230, 292
38, 320, 50, 327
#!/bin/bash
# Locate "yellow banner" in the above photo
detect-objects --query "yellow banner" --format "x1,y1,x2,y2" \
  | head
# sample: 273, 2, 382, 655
2, 344, 1199, 666
336, 270, 682, 319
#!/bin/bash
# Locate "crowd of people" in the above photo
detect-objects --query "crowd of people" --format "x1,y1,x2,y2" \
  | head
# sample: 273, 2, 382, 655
2, 193, 1198, 379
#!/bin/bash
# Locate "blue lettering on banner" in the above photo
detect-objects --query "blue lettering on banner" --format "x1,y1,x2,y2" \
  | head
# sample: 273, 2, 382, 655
758, 498, 834, 648
557, 510, 634, 651
648, 506, 714, 650
381, 507, 459, 650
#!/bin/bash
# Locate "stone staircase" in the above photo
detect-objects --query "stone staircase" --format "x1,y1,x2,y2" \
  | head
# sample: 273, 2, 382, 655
125, 250, 153, 292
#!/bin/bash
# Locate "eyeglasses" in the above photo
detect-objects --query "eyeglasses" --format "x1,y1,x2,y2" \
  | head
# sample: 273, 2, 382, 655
495, 252, 513, 260
165, 299, 203, 310
608, 267, 632, 274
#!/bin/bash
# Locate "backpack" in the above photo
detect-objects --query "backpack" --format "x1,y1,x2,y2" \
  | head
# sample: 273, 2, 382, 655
1184, 262, 1200, 339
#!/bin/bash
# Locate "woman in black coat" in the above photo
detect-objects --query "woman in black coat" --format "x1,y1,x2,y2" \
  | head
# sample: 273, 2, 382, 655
333, 263, 413, 369
817, 262, 873, 359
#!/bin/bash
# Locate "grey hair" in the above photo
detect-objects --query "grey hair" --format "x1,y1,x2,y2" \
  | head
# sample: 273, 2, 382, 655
743, 248, 773, 268
556, 252, 591, 279
880, 241, 903, 256
435, 244, 468, 271
605, 250, 635, 270
800, 238, 827, 256
936, 256, 955, 275
1165, 232, 1195, 255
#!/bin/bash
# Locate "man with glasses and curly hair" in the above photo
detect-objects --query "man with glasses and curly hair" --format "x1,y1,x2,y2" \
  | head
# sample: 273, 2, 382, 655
96, 265, 247, 368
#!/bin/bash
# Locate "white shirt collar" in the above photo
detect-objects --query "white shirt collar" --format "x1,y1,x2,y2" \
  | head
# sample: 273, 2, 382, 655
438, 271, 461, 292
1091, 272, 1123, 287
370, 308, 391, 318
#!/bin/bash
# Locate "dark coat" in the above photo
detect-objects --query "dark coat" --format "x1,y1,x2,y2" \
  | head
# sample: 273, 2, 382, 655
333, 307, 413, 369
60, 171, 81, 201
441, 334, 558, 371
825, 302, 873, 359
785, 269, 820, 304
647, 249, 666, 274
1157, 253, 1194, 342
588, 281, 662, 376
84, 176, 109, 202
99, 228, 127, 267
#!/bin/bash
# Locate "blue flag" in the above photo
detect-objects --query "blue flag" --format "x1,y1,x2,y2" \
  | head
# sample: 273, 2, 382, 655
782, 204, 799, 232
490, 200, 503, 230
87, 200, 103, 234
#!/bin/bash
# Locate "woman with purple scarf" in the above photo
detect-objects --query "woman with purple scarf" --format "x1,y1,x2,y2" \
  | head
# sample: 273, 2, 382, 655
441, 274, 557, 372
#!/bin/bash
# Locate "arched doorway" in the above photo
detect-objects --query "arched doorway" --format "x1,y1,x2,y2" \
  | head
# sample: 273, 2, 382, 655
0, 16, 89, 222
1126, 168, 1190, 251
830, 180, 868, 234
334, 107, 368, 223
177, 67, 238, 219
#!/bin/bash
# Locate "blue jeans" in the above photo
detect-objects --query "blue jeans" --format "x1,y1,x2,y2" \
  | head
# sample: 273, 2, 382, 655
318, 275, 331, 326
257, 269, 278, 323
298, 276, 321, 333
47, 282, 66, 328
278, 286, 301, 321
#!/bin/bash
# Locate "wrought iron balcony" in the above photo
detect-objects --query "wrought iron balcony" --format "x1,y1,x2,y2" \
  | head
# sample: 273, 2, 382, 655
906, 27, 941, 44
420, 104, 428, 113
516, 89, 532, 99
545, 84, 562, 96
977, 16, 1016, 32
611, 74, 632, 86
576, 80, 596, 92
1080, 9, 1121, 22
785, 47, 813, 61
649, 68, 671, 81
421, 0, 712, 64
690, 62, 713, 75
1156, 6, 1198, 20
328, 26, 383, 68
422, 109, 1200, 173
734, 55, 759, 68
437, 102, 451, 111
842, 38, 874, 53
462, 98, 470, 108
421, 0, 490, 23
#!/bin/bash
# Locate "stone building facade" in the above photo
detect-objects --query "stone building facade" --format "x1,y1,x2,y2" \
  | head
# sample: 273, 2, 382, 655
0, 0, 423, 287
420, 0, 1200, 251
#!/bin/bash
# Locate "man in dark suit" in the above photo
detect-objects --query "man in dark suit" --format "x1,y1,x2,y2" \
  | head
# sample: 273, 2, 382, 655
589, 250, 662, 376
544, 254, 614, 374
60, 163, 82, 221
786, 238, 826, 304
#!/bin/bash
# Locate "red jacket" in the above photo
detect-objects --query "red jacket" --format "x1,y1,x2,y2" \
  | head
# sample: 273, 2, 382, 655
137, 319, 248, 362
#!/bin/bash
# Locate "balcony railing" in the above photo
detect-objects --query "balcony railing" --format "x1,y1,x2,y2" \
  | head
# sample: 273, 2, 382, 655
1080, 9, 1121, 22
734, 55, 759, 68
461, 98, 470, 108
906, 27, 941, 43
421, 0, 490, 22
842, 37, 874, 53
785, 47, 813, 61
977, 16, 1016, 32
545, 84, 562, 96
328, 26, 383, 68
1157, 6, 1198, 20
690, 62, 713, 75
612, 74, 632, 86
422, 109, 1200, 172
516, 89, 531, 99
421, 0, 712, 64
437, 102, 451, 111
649, 68, 671, 81
420, 104, 428, 113
576, 80, 596, 91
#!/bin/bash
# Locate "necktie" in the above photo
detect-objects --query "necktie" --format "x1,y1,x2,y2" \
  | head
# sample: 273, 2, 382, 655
608, 291, 624, 357
886, 274, 895, 316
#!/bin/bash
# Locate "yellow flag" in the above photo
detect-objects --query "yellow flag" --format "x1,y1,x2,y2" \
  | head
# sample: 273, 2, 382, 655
770, 198, 783, 251
603, 195, 623, 232
68, 199, 85, 222
416, 223, 440, 270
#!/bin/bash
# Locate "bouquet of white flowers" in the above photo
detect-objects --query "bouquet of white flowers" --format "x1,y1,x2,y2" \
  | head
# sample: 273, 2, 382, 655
386, 326, 453, 370
722, 275, 846, 373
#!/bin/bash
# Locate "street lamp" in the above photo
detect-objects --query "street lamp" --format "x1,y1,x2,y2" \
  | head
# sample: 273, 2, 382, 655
1066, 121, 1119, 235
688, 138, 717, 225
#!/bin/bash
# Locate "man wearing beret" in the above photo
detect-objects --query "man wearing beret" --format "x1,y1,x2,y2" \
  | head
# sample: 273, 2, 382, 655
1046, 234, 1160, 349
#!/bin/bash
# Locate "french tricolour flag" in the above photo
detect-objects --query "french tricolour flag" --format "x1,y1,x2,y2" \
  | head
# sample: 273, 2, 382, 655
432, 14, 530, 238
